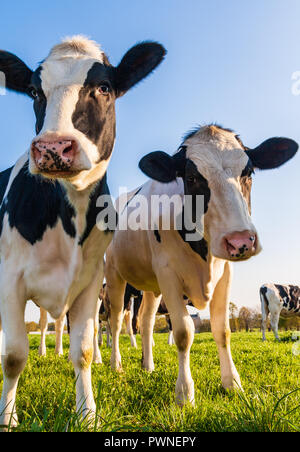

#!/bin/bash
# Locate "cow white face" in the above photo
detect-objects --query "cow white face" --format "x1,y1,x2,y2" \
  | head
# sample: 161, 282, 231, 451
0, 36, 166, 190
139, 125, 298, 262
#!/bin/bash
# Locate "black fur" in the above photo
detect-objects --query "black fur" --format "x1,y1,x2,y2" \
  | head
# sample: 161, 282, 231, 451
0, 160, 76, 245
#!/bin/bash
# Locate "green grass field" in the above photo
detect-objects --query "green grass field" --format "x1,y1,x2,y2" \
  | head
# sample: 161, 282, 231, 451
0, 332, 299, 432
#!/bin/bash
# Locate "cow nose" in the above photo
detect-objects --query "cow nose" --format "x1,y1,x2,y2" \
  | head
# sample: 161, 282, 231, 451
224, 230, 257, 260
32, 139, 75, 171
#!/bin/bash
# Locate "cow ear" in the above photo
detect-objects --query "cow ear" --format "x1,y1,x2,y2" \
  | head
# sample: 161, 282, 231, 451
139, 149, 186, 183
139, 151, 177, 183
0, 51, 33, 95
114, 41, 166, 97
246, 137, 298, 169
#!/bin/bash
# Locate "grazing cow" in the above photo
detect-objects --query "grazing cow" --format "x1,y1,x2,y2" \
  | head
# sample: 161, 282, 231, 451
98, 283, 143, 349
0, 36, 165, 427
260, 283, 300, 341
105, 124, 297, 405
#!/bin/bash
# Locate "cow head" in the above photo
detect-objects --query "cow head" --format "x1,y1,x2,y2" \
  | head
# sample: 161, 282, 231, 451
0, 36, 166, 190
139, 125, 298, 261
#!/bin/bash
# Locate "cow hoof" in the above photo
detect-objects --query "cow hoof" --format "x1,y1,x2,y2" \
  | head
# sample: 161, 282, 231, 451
175, 379, 195, 407
93, 357, 102, 364
222, 375, 243, 392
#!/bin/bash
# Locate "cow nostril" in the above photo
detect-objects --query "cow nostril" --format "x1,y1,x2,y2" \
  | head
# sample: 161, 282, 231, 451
63, 145, 73, 155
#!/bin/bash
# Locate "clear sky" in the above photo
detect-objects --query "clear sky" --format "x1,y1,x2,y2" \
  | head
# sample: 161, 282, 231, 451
0, 0, 300, 322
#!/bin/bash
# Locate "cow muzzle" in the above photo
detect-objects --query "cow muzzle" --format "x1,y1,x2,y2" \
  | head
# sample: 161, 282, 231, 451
223, 230, 258, 260
31, 136, 78, 174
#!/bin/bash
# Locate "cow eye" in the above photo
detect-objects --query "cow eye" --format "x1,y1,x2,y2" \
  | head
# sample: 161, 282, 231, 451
187, 176, 197, 184
30, 88, 39, 99
98, 84, 110, 95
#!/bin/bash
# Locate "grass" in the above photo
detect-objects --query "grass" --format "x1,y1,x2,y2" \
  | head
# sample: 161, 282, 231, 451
0, 331, 299, 432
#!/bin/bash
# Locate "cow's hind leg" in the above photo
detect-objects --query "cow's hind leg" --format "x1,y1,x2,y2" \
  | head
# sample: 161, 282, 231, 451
39, 308, 48, 356
124, 308, 137, 348
210, 262, 242, 391
93, 298, 102, 364
140, 292, 161, 372
0, 291, 28, 428
260, 290, 269, 341
106, 271, 126, 371
270, 310, 281, 341
55, 315, 65, 356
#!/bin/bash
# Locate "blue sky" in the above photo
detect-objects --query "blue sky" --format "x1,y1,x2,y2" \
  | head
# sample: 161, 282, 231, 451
0, 0, 300, 321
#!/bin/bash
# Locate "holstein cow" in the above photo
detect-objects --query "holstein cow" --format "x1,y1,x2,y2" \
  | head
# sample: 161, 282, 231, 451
98, 283, 143, 349
105, 124, 297, 405
0, 36, 165, 426
260, 283, 300, 341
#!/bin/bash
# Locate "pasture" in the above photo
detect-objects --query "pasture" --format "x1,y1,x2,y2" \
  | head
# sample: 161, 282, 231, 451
1, 332, 299, 432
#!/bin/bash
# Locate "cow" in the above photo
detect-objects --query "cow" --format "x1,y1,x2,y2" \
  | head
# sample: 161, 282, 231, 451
0, 35, 166, 427
260, 283, 300, 341
98, 283, 143, 349
105, 124, 297, 405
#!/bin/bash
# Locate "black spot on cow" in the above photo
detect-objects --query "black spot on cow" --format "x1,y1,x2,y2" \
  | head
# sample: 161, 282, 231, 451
154, 229, 161, 243
79, 173, 116, 245
30, 66, 47, 134
0, 160, 76, 244
275, 284, 289, 307
260, 286, 269, 307
72, 63, 116, 162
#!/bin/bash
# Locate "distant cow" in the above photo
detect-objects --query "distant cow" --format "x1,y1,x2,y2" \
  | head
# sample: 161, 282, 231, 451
0, 36, 165, 427
105, 124, 297, 406
98, 283, 143, 350
260, 283, 300, 341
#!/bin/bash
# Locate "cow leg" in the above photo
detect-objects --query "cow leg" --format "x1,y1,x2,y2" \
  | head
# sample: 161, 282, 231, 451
93, 298, 102, 364
106, 321, 112, 348
166, 315, 174, 345
270, 310, 281, 341
55, 315, 65, 355
260, 294, 269, 341
68, 268, 103, 418
106, 271, 126, 371
39, 308, 48, 356
0, 293, 28, 428
140, 292, 161, 372
98, 320, 103, 347
124, 307, 137, 348
156, 271, 195, 405
210, 262, 242, 391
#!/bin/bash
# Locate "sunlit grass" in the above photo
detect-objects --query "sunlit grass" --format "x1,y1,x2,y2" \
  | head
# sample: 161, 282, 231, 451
0, 332, 299, 432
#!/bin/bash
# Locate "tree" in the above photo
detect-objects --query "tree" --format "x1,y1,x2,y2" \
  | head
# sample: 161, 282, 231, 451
238, 307, 252, 332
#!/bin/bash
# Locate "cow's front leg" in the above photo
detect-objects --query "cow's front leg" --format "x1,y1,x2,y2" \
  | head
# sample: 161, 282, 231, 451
140, 292, 161, 372
0, 292, 28, 428
0, 314, 2, 366
39, 308, 48, 356
210, 262, 242, 391
157, 272, 195, 406
68, 270, 103, 418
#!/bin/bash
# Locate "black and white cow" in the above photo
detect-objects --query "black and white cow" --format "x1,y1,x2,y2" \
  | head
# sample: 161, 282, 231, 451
0, 35, 165, 427
105, 124, 297, 405
98, 283, 143, 350
260, 283, 300, 341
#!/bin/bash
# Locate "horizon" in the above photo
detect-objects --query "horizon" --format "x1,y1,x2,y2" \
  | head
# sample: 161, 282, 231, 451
0, 0, 300, 323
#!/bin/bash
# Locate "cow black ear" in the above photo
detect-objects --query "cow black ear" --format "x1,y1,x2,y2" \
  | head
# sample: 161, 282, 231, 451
0, 51, 33, 95
114, 41, 166, 97
139, 151, 177, 183
246, 137, 298, 169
